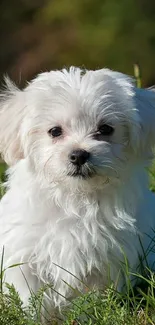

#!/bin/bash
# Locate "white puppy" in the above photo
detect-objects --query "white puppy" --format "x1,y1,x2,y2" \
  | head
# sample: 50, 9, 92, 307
0, 67, 155, 316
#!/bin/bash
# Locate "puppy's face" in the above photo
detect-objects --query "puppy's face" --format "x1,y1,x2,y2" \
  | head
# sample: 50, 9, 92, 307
1, 68, 155, 190
24, 69, 133, 187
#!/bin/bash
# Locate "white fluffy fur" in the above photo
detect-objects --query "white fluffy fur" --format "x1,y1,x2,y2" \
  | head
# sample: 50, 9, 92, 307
0, 67, 155, 319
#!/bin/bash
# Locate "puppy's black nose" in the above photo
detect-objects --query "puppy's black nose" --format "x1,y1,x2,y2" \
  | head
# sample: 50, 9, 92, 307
69, 150, 90, 166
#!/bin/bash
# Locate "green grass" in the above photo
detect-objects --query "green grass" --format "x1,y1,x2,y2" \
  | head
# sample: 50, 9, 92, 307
0, 163, 155, 325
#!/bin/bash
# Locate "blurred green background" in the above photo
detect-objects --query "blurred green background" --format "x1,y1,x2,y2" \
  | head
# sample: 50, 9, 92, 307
0, 0, 155, 87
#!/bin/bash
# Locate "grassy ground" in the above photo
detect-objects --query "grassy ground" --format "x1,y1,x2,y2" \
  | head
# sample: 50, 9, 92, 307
0, 163, 155, 325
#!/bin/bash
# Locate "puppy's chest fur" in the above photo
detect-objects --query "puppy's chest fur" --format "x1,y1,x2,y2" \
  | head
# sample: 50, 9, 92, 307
0, 170, 138, 305
28, 190, 135, 303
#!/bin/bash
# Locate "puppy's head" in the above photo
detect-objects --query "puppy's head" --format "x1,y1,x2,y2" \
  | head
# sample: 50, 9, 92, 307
0, 68, 155, 190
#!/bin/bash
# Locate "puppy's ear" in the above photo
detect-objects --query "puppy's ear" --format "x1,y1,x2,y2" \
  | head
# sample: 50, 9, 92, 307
0, 77, 25, 165
135, 87, 155, 155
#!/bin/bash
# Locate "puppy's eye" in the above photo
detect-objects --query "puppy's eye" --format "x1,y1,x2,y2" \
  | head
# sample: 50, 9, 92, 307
48, 126, 62, 137
98, 124, 114, 136
94, 124, 114, 141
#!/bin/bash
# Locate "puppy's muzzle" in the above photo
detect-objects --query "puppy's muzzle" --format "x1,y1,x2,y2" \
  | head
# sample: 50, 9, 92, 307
69, 149, 90, 166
